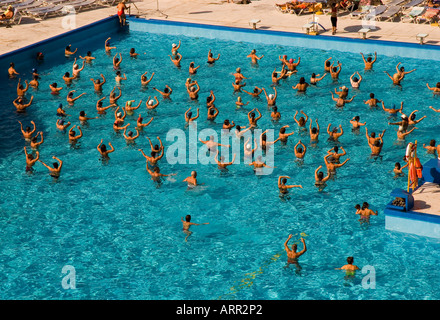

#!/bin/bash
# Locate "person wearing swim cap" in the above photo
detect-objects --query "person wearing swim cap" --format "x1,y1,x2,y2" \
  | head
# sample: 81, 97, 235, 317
171, 40, 181, 55
262, 87, 277, 106
125, 99, 141, 115
233, 67, 247, 84
284, 56, 300, 72
72, 58, 85, 77
145, 96, 159, 110
136, 114, 154, 130
56, 118, 71, 131
183, 171, 201, 188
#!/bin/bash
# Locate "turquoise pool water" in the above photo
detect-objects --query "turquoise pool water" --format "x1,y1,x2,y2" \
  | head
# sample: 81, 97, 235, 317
1, 19, 440, 300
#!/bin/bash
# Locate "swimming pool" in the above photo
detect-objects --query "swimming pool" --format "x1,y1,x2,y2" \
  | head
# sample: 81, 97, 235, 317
1, 16, 440, 300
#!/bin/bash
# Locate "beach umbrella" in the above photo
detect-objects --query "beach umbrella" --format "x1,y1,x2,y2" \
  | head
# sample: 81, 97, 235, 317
301, 0, 328, 33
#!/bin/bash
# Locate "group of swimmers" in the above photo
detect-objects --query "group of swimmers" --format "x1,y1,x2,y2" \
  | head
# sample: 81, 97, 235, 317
8, 34, 440, 269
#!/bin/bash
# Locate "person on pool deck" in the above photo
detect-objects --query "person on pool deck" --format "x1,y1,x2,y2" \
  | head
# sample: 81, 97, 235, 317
330, 91, 355, 107
24, 146, 39, 173
232, 80, 246, 93
214, 151, 236, 170
324, 153, 350, 176
335, 257, 359, 272
293, 110, 308, 130
184, 107, 199, 124
56, 119, 71, 131
242, 86, 263, 98
271, 106, 281, 121
262, 87, 277, 106
109, 86, 122, 105
1, 6, 14, 20
327, 123, 344, 141
68, 125, 82, 143
67, 90, 86, 106
248, 108, 262, 128
235, 96, 249, 109
145, 96, 159, 110
39, 156, 63, 179
90, 74, 106, 92
284, 235, 307, 265
16, 79, 29, 98
207, 106, 219, 121
8, 62, 19, 78
14, 96, 34, 113
153, 85, 173, 99
181, 214, 209, 242
278, 176, 302, 195
49, 82, 62, 95
292, 77, 309, 93
364, 93, 382, 108
329, 61, 342, 80
65, 44, 77, 57
426, 82, 440, 95
247, 49, 264, 64
105, 37, 116, 53
207, 49, 220, 64
187, 81, 200, 100
349, 116, 366, 131
393, 161, 409, 177
117, 0, 129, 26
294, 140, 307, 160
123, 126, 140, 143
381, 101, 403, 115
327, 146, 346, 164
125, 99, 142, 115
423, 140, 437, 154
310, 72, 327, 85
360, 52, 377, 70
63, 72, 76, 86
138, 146, 164, 167
278, 125, 294, 143
72, 58, 85, 77
169, 53, 183, 68
189, 62, 200, 75
350, 71, 362, 89
79, 51, 96, 63
113, 52, 123, 69
183, 171, 199, 188
314, 165, 331, 191
309, 118, 320, 142
141, 71, 155, 87
18, 120, 36, 141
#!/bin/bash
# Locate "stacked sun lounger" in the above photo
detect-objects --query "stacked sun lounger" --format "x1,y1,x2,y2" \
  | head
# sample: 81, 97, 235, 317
416, 7, 440, 23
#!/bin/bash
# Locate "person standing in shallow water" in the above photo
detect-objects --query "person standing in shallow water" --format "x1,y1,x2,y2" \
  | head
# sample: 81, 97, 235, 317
181, 215, 209, 242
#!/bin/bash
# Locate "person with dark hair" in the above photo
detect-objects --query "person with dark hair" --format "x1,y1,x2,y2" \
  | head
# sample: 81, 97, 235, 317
393, 162, 409, 177
292, 76, 309, 93
309, 118, 320, 141
64, 44, 77, 57
39, 156, 63, 179
8, 62, 19, 78
23, 146, 39, 173
278, 176, 302, 195
79, 51, 95, 63
18, 120, 36, 141
207, 49, 220, 64
350, 71, 362, 89
381, 101, 403, 115
330, 3, 339, 35
294, 110, 309, 129
349, 116, 366, 131
310, 72, 327, 85
284, 234, 307, 265
314, 165, 331, 191
97, 139, 115, 159
426, 82, 440, 94
423, 139, 437, 154
364, 93, 382, 107
90, 74, 106, 92
181, 215, 209, 242
294, 140, 307, 160
129, 48, 139, 58
327, 145, 346, 163
360, 52, 377, 70
153, 85, 173, 99
335, 257, 359, 272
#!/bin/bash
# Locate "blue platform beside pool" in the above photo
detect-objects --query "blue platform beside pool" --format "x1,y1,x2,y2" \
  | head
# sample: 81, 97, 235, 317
385, 159, 440, 239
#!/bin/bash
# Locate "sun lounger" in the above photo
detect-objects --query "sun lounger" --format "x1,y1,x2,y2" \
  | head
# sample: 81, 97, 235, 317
14, 0, 44, 11
376, 5, 401, 21
402, 0, 424, 9
26, 4, 64, 19
386, 0, 406, 6
0, 7, 22, 27
275, 2, 295, 13
69, 0, 99, 11
0, 0, 20, 6
401, 6, 426, 22
350, 0, 372, 19
416, 7, 440, 23
364, 5, 388, 20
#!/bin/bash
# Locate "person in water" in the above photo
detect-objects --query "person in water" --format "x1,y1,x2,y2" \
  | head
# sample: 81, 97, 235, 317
335, 256, 359, 273
284, 235, 307, 265
181, 214, 209, 242
364, 93, 382, 108
8, 62, 19, 78
153, 85, 173, 99
262, 87, 277, 106
426, 82, 440, 95
214, 151, 236, 170
294, 140, 307, 160
24, 146, 39, 173
97, 139, 115, 159
381, 101, 403, 115
18, 120, 36, 141
141, 71, 155, 87
327, 123, 344, 141
349, 116, 366, 131
314, 165, 331, 191
278, 176, 303, 195
423, 140, 437, 154
183, 170, 199, 187
350, 71, 362, 89
90, 74, 106, 92
146, 162, 176, 183
360, 51, 377, 70
207, 49, 220, 64
39, 156, 63, 179
247, 49, 264, 64
393, 162, 409, 178
293, 110, 309, 130
14, 96, 34, 113
309, 118, 320, 142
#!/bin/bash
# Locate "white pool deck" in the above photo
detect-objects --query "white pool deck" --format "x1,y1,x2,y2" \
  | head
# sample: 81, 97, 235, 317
1, 0, 440, 55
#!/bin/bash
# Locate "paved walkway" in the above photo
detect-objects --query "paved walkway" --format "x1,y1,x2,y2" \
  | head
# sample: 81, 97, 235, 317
1, 0, 440, 55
